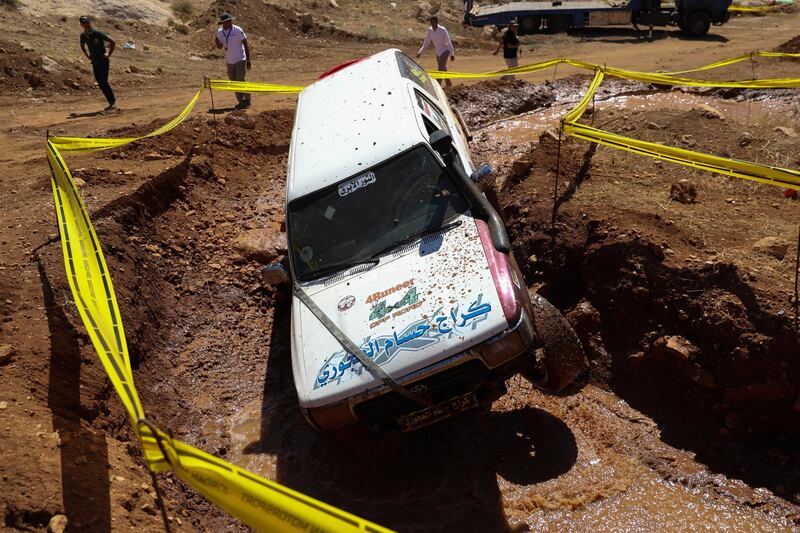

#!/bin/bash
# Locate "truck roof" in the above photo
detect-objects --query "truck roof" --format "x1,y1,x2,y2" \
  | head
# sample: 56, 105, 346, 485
287, 49, 428, 202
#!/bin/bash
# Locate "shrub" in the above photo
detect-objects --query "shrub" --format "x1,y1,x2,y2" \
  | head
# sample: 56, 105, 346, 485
172, 0, 194, 19
0, 0, 20, 9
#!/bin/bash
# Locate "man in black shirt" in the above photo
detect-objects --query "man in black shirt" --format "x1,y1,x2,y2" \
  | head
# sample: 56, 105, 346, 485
79, 16, 117, 111
493, 20, 520, 81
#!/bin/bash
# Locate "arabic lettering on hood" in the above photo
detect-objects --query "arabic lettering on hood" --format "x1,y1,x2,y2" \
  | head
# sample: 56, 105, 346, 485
314, 294, 492, 389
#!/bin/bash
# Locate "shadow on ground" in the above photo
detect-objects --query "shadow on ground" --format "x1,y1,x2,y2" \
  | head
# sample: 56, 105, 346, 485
242, 296, 578, 531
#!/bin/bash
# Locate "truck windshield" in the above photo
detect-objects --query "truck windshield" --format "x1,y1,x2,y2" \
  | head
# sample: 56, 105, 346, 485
288, 146, 470, 282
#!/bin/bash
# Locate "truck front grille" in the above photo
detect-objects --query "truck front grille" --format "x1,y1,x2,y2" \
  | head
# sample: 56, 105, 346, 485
352, 358, 489, 424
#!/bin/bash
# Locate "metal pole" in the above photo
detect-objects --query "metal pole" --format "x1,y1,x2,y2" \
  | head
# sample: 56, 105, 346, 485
551, 128, 563, 226
206, 77, 217, 127
149, 470, 173, 533
794, 223, 799, 331
746, 58, 753, 125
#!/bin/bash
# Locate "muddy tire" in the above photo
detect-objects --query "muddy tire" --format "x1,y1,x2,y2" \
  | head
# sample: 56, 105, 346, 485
528, 291, 588, 392
520, 16, 542, 35
682, 12, 710, 37
547, 15, 571, 33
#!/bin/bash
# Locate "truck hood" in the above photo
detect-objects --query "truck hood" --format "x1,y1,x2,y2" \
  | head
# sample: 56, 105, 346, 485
290, 213, 508, 407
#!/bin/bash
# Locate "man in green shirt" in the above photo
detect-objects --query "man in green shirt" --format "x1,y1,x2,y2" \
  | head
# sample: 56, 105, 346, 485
79, 16, 117, 111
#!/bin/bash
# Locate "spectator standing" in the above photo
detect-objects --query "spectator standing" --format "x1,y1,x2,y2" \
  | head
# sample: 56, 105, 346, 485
79, 16, 117, 111
416, 16, 455, 87
215, 12, 252, 109
493, 20, 520, 81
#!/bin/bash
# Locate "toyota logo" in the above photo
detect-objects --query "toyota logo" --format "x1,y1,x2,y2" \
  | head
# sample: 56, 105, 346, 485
337, 295, 355, 312
410, 384, 428, 394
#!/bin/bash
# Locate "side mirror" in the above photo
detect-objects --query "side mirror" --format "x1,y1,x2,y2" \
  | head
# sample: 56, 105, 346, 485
470, 164, 492, 183
429, 129, 453, 160
260, 263, 291, 287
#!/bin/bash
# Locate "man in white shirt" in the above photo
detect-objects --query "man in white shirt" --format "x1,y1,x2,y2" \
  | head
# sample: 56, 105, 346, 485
215, 12, 252, 109
416, 15, 455, 87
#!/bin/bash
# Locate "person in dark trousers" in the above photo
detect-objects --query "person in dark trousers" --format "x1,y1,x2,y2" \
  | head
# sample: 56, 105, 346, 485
493, 20, 520, 81
214, 12, 252, 109
79, 16, 116, 111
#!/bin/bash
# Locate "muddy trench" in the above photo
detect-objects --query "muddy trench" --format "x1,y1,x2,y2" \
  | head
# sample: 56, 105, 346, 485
36, 78, 800, 531
498, 136, 800, 498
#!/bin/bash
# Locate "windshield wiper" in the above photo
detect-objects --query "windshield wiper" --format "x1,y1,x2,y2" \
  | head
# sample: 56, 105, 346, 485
302, 258, 380, 282
369, 219, 463, 260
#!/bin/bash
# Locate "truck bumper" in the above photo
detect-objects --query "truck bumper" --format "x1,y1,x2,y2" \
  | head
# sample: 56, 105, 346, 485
304, 309, 537, 431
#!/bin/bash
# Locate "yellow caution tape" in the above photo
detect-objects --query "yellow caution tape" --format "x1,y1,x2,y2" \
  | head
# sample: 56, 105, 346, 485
46, 136, 392, 532
429, 55, 800, 87
663, 51, 800, 75
428, 58, 563, 79
43, 50, 800, 530
208, 79, 304, 94
51, 87, 205, 153
559, 69, 800, 190
729, 4, 781, 11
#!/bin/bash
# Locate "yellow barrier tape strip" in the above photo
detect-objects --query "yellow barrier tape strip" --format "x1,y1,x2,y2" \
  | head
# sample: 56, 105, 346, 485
564, 122, 800, 190
46, 142, 144, 422
46, 138, 393, 531
601, 66, 800, 87
426, 55, 800, 87
559, 69, 800, 190
428, 58, 562, 79
50, 87, 204, 153
730, 4, 780, 11
664, 51, 800, 74
137, 424, 390, 533
559, 58, 800, 88
208, 80, 304, 94
562, 68, 606, 124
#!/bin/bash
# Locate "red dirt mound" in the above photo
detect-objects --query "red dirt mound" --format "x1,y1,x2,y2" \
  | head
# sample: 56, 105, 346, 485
774, 35, 800, 53
0, 40, 90, 93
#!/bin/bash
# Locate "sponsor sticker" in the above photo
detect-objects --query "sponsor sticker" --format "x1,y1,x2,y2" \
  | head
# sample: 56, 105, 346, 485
338, 171, 376, 197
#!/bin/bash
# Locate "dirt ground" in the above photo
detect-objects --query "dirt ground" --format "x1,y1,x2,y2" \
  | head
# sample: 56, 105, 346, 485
1, 1, 800, 531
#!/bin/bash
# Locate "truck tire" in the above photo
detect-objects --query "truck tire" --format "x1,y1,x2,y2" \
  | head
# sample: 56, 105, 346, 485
527, 291, 588, 392
547, 15, 572, 33
520, 16, 542, 35
682, 12, 710, 37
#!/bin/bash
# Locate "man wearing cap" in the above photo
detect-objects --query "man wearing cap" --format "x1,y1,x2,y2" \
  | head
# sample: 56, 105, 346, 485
416, 15, 455, 88
493, 20, 521, 81
79, 16, 117, 111
214, 13, 252, 109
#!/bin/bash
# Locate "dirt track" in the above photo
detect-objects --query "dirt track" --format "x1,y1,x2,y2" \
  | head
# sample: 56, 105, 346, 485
2, 3, 800, 532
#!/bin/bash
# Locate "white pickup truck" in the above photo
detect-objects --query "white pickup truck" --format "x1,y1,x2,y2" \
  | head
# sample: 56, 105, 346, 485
282, 49, 586, 432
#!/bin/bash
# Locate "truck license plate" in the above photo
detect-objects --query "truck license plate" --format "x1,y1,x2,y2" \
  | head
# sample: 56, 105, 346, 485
397, 392, 478, 432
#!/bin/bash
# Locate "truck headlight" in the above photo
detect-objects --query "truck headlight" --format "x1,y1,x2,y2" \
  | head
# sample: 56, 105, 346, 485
480, 310, 535, 367
307, 402, 357, 430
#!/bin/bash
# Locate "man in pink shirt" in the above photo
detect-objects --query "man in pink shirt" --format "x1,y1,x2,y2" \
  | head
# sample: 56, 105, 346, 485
416, 15, 455, 87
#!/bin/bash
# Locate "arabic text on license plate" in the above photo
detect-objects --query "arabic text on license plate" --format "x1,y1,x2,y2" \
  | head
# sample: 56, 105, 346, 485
397, 392, 478, 432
